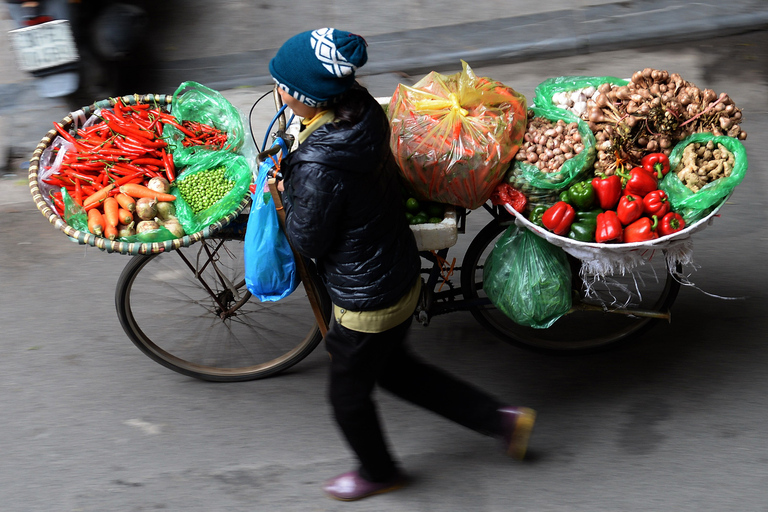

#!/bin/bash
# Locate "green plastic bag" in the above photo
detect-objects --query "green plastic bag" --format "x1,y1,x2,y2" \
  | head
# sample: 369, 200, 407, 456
483, 225, 572, 329
172, 150, 252, 235
507, 105, 596, 191
533, 75, 628, 112
659, 133, 748, 218
164, 81, 246, 167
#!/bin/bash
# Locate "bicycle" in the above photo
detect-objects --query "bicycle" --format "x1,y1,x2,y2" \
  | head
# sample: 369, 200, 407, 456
112, 88, 681, 382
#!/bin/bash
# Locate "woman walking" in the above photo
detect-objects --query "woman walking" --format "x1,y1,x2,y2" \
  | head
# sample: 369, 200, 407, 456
269, 27, 536, 501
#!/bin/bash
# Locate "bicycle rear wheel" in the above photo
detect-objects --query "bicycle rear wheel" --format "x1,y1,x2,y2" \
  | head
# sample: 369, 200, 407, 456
461, 220, 680, 353
115, 236, 330, 381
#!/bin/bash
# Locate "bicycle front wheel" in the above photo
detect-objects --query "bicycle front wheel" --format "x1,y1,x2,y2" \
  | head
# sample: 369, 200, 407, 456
461, 220, 680, 353
115, 236, 330, 381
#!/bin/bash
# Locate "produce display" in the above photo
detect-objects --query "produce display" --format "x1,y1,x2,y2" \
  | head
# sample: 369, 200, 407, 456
39, 89, 249, 245
512, 69, 749, 244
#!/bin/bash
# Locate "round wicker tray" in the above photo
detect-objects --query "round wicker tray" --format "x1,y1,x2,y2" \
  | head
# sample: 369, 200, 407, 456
27, 93, 251, 255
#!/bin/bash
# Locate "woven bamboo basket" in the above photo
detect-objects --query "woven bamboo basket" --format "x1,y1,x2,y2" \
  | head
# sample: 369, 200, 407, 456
27, 93, 251, 255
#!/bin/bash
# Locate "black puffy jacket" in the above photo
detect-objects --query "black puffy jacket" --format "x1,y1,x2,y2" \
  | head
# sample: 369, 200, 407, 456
281, 92, 420, 311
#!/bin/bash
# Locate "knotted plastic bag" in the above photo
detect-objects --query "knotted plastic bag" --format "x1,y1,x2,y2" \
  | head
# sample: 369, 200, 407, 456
483, 225, 572, 329
244, 161, 298, 302
388, 61, 527, 209
164, 81, 246, 167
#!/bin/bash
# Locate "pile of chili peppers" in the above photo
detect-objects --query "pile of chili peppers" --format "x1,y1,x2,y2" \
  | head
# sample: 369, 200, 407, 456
177, 120, 230, 150
529, 152, 687, 243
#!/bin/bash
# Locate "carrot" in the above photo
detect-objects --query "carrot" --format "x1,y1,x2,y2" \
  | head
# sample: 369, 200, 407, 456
103, 223, 118, 240
117, 207, 133, 225
87, 208, 105, 236
103, 196, 119, 227
115, 192, 136, 211
83, 183, 115, 207
119, 183, 176, 202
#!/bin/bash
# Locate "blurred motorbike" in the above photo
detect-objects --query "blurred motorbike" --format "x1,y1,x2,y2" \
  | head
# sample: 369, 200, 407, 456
5, 0, 149, 100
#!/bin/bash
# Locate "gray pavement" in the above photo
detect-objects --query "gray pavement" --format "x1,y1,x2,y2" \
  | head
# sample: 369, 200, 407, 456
1, 1, 768, 510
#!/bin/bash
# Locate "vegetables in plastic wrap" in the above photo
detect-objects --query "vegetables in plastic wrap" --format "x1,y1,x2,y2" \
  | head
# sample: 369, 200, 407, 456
483, 225, 572, 329
164, 81, 245, 167
387, 61, 527, 209
172, 150, 252, 236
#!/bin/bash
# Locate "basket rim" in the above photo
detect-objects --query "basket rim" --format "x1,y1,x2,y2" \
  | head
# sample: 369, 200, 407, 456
27, 93, 251, 255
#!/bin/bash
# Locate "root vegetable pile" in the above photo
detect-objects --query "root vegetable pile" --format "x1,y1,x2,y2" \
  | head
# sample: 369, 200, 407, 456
676, 141, 735, 192
581, 68, 746, 175
514, 113, 586, 172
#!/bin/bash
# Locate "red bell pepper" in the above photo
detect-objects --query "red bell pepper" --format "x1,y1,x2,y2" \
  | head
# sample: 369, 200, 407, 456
620, 166, 658, 198
624, 215, 659, 243
642, 189, 670, 217
490, 183, 527, 212
658, 212, 686, 236
542, 201, 576, 236
591, 174, 623, 210
595, 210, 623, 243
641, 152, 671, 179
616, 193, 644, 225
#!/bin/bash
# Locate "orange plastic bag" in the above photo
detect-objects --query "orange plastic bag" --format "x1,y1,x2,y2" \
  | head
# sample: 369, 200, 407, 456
387, 61, 527, 209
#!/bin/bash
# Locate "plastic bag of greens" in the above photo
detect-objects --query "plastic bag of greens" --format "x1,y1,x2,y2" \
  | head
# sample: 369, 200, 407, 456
172, 150, 252, 235
659, 133, 747, 222
388, 60, 527, 210
533, 75, 628, 114
483, 225, 572, 329
507, 105, 596, 191
164, 81, 246, 167
243, 159, 298, 302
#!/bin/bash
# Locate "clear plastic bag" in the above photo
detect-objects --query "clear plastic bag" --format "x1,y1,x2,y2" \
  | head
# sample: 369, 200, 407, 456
483, 225, 572, 329
388, 61, 527, 209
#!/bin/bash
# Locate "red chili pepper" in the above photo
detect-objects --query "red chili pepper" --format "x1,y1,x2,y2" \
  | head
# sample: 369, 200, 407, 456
619, 167, 658, 198
542, 201, 576, 236
624, 215, 659, 243
616, 193, 644, 225
658, 212, 686, 236
641, 152, 671, 179
642, 189, 670, 217
595, 210, 623, 243
591, 174, 623, 210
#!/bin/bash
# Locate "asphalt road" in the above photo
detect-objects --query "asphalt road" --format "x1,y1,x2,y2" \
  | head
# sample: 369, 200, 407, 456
1, 30, 768, 512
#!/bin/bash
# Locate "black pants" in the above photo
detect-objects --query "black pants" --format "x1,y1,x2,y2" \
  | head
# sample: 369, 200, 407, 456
324, 316, 504, 482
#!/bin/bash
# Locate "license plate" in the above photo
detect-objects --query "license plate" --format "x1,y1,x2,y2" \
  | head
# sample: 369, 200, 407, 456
9, 20, 79, 72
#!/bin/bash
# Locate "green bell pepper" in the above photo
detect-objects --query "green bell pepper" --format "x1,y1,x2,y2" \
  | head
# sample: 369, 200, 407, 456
559, 190, 571, 204
575, 208, 603, 227
568, 221, 597, 242
566, 180, 596, 210
528, 205, 548, 227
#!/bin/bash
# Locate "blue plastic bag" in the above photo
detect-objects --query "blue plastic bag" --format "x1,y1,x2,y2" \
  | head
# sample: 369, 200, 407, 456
244, 161, 298, 302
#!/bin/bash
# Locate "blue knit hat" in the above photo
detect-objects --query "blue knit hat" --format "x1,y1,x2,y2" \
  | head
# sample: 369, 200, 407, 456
269, 28, 368, 107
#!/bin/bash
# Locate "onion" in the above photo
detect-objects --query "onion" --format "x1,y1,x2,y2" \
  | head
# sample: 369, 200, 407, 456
117, 222, 135, 238
155, 201, 176, 221
147, 177, 171, 194
136, 220, 160, 234
136, 197, 158, 220
159, 218, 185, 238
